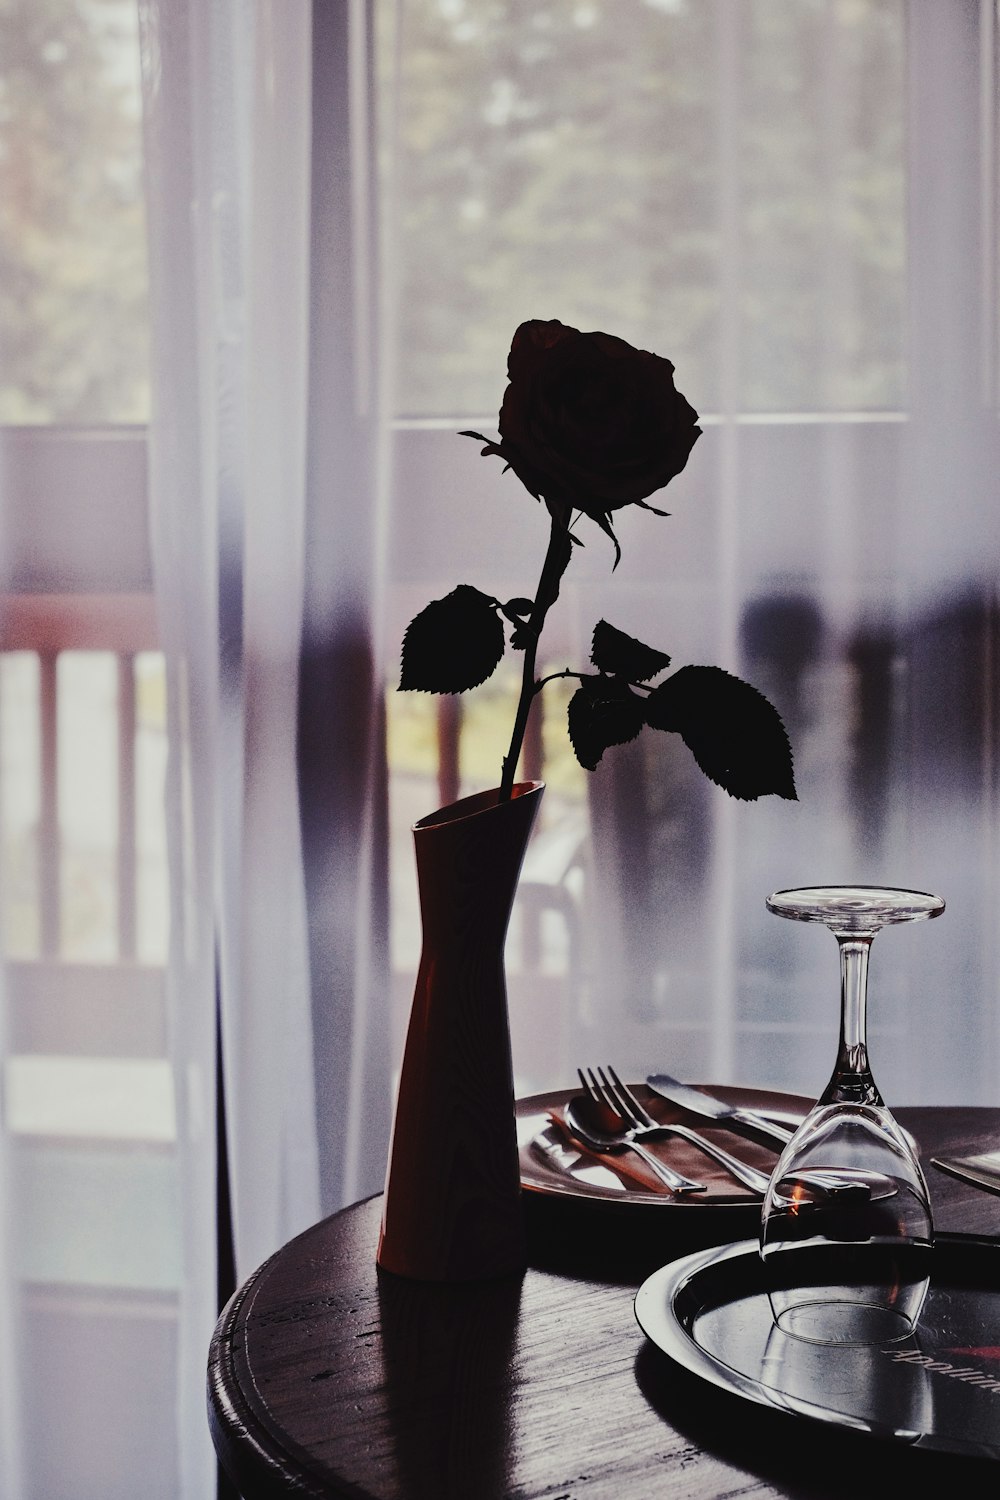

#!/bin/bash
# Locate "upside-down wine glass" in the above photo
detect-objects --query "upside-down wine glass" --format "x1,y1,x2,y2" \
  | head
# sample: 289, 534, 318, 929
759, 886, 945, 1347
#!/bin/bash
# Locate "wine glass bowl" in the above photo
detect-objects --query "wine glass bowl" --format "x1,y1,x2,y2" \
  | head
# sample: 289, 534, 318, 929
759, 886, 944, 1347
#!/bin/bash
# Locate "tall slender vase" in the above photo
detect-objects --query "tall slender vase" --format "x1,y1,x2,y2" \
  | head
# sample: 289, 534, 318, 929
377, 780, 544, 1282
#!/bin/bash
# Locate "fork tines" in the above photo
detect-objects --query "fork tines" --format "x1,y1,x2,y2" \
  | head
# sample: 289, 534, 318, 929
603, 1065, 654, 1127
578, 1065, 649, 1127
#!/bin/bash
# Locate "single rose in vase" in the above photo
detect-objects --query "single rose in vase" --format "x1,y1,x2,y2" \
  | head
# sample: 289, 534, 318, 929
381, 320, 796, 1284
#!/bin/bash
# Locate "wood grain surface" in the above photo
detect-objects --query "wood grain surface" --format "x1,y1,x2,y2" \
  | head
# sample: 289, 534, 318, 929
208, 1105, 1000, 1500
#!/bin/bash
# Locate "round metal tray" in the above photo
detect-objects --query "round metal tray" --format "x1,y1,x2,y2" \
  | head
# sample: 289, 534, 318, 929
635, 1233, 1000, 1460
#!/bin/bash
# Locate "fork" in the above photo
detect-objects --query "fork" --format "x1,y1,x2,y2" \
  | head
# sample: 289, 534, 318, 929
580, 1066, 775, 1195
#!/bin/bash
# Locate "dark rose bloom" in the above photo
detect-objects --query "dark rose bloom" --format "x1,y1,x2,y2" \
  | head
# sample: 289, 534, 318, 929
489, 319, 701, 544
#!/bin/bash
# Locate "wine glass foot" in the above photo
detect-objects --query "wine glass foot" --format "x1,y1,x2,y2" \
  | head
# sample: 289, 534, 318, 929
769, 1296, 923, 1347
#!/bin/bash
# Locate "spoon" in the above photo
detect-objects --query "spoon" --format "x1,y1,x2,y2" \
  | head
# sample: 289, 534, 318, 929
562, 1096, 708, 1194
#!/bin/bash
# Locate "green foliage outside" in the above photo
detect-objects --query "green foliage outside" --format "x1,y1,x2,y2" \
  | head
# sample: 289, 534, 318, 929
0, 0, 149, 423
381, 0, 905, 419
0, 0, 905, 423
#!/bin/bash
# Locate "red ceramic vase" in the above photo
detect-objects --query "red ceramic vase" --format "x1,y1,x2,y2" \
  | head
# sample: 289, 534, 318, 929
377, 780, 544, 1281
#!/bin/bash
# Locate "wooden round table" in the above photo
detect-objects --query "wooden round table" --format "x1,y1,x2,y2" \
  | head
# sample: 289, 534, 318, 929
209, 1106, 1000, 1499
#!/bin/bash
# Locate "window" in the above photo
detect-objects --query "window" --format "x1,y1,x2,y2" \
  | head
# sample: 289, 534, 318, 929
0, 4, 175, 1495
384, 0, 907, 418
379, 0, 1000, 1101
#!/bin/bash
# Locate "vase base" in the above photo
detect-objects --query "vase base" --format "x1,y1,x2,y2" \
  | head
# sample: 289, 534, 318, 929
376, 1202, 527, 1283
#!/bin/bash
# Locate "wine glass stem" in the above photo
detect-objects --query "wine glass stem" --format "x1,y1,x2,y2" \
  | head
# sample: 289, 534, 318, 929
824, 935, 883, 1105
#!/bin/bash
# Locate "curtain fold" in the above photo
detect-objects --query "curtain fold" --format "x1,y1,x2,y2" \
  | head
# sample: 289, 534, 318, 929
299, 0, 392, 1216
138, 6, 220, 1493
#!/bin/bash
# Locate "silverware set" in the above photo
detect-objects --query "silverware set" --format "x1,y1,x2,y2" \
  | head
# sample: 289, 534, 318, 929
540, 1067, 891, 1202
537, 1065, 788, 1198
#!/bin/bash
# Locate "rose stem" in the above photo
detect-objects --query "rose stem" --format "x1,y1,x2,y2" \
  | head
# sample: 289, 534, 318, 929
499, 513, 573, 802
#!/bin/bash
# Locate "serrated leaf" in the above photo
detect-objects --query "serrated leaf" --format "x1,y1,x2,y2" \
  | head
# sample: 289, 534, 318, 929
590, 620, 671, 682
399, 585, 504, 693
567, 682, 645, 771
644, 665, 797, 801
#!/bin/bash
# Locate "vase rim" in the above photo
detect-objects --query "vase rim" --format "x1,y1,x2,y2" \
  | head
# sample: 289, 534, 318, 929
412, 780, 545, 832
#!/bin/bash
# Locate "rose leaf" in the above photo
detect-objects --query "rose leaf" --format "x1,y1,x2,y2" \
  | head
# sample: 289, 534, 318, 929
399, 585, 505, 693
567, 681, 645, 771
644, 665, 797, 801
590, 620, 671, 682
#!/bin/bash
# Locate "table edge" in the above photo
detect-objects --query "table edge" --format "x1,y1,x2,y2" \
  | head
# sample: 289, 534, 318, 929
207, 1198, 385, 1500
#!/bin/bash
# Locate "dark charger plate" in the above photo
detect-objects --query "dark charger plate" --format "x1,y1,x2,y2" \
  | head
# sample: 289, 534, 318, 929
635, 1233, 1000, 1460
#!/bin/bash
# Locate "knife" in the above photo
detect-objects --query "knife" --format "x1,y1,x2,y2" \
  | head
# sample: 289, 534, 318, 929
645, 1072, 797, 1152
931, 1151, 1000, 1198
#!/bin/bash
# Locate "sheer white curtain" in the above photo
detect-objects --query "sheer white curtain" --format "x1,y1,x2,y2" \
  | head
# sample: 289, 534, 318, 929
139, 0, 388, 1492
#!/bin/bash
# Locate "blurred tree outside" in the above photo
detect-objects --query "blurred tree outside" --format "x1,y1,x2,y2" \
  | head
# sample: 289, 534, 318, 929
380, 0, 905, 419
0, 0, 904, 425
0, 0, 149, 423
